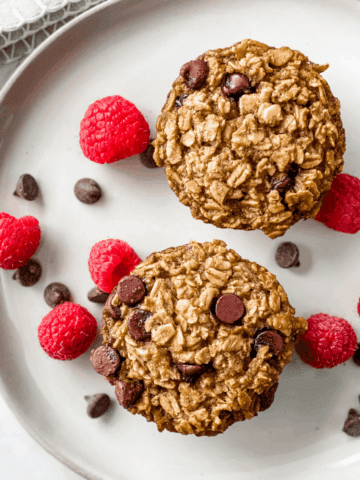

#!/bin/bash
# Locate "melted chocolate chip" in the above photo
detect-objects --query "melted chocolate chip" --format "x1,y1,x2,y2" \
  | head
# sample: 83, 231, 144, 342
105, 291, 122, 320
13, 259, 42, 286
271, 164, 299, 195
254, 330, 283, 356
74, 178, 101, 204
222, 73, 251, 98
44, 282, 71, 307
128, 309, 152, 342
115, 380, 144, 409
343, 409, 360, 437
91, 345, 121, 376
116, 276, 145, 305
175, 94, 189, 108
275, 242, 300, 268
87, 286, 109, 303
140, 141, 158, 169
215, 294, 245, 324
85, 393, 111, 418
180, 59, 209, 89
13, 174, 39, 201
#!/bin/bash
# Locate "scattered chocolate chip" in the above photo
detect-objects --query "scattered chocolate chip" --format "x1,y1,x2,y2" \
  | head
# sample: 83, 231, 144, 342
215, 294, 245, 324
115, 380, 144, 409
180, 59, 209, 89
343, 409, 360, 437
117, 276, 145, 306
87, 286, 109, 303
128, 309, 152, 342
85, 393, 111, 418
175, 94, 189, 108
177, 364, 203, 383
13, 174, 39, 201
44, 282, 71, 308
91, 345, 121, 376
105, 291, 122, 320
12, 259, 42, 286
254, 330, 283, 356
275, 242, 300, 268
258, 382, 279, 411
139, 141, 158, 169
74, 178, 101, 204
222, 73, 251, 98
353, 344, 360, 366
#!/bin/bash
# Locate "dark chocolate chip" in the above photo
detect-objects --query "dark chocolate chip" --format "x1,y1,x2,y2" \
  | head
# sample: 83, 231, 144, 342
85, 393, 111, 418
13, 174, 39, 201
254, 330, 283, 356
258, 382, 279, 411
115, 380, 144, 409
222, 73, 251, 98
87, 286, 109, 303
215, 294, 245, 324
117, 276, 145, 306
91, 345, 121, 376
175, 94, 189, 108
74, 178, 101, 204
12, 259, 42, 286
177, 363, 203, 383
270, 164, 299, 195
180, 59, 209, 89
105, 291, 122, 320
343, 409, 360, 437
128, 309, 152, 342
353, 345, 360, 366
44, 282, 71, 308
139, 141, 158, 169
275, 242, 300, 268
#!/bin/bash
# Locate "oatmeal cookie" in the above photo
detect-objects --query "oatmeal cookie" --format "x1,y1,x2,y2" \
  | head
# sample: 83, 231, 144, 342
96, 240, 307, 436
153, 39, 345, 238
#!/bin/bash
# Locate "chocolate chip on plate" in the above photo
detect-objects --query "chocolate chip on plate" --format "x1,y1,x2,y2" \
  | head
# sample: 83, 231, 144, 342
13, 174, 39, 201
222, 73, 251, 97
12, 259, 42, 286
116, 276, 145, 305
215, 294, 245, 324
74, 178, 101, 204
174, 94, 189, 108
343, 408, 360, 437
353, 345, 360, 366
128, 309, 152, 342
115, 380, 144, 409
85, 393, 111, 418
87, 286, 109, 303
91, 345, 121, 376
105, 291, 122, 320
139, 141, 158, 169
180, 59, 209, 89
254, 330, 283, 356
275, 242, 300, 268
44, 282, 71, 308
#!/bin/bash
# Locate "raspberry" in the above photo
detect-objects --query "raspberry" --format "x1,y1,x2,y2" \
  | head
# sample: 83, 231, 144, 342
38, 302, 97, 360
79, 95, 150, 164
0, 213, 41, 269
316, 174, 360, 234
295, 313, 357, 369
358, 298, 360, 317
88, 239, 142, 293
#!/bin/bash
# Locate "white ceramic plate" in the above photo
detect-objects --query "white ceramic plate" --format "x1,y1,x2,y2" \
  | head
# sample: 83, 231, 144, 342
1, 0, 360, 478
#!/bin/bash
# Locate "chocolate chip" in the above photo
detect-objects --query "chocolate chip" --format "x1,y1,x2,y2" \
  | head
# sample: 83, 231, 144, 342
105, 291, 122, 320
139, 141, 158, 169
270, 164, 299, 195
44, 282, 71, 308
353, 345, 360, 366
254, 330, 283, 356
13, 174, 39, 201
12, 259, 42, 286
85, 393, 111, 418
115, 380, 144, 409
74, 178, 101, 204
117, 276, 145, 306
258, 382, 279, 411
91, 345, 121, 376
343, 409, 360, 437
222, 73, 251, 98
275, 242, 300, 268
215, 294, 245, 324
175, 94, 189, 108
180, 59, 209, 89
87, 286, 109, 303
177, 364, 203, 383
128, 309, 152, 342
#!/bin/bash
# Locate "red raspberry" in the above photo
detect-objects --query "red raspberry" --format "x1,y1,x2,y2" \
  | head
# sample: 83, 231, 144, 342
88, 239, 142, 293
38, 302, 97, 360
358, 298, 360, 317
295, 313, 357, 369
0, 213, 41, 269
316, 174, 360, 234
79, 95, 150, 164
